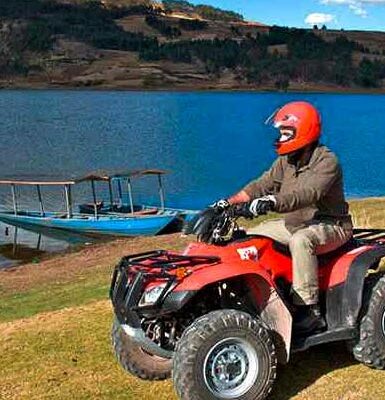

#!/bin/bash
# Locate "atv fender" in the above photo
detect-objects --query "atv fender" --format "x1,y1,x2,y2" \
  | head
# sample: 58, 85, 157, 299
327, 245, 385, 329
175, 267, 292, 363
245, 274, 292, 364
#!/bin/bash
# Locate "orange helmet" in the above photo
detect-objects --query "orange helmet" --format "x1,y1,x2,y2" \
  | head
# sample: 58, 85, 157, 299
266, 101, 322, 156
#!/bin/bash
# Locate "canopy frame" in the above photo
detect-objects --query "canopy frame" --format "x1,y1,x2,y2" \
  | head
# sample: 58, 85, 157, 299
0, 169, 169, 217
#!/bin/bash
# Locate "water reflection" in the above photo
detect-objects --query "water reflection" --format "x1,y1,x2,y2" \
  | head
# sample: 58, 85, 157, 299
0, 223, 102, 268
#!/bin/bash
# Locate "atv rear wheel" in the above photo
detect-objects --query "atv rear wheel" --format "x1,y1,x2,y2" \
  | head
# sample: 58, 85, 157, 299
353, 274, 385, 369
173, 310, 277, 400
111, 319, 171, 380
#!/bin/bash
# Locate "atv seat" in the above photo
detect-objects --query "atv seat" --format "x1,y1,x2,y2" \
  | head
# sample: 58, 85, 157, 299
272, 238, 359, 265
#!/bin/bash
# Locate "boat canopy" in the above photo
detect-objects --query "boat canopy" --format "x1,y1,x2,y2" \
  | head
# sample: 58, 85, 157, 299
0, 169, 169, 219
0, 169, 168, 186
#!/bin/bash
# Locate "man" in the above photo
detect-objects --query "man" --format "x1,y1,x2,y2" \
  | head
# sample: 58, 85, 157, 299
215, 101, 353, 333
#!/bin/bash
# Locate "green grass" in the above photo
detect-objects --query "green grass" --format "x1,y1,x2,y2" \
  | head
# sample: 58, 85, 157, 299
0, 277, 109, 322
0, 302, 176, 400
0, 234, 189, 322
1, 300, 385, 400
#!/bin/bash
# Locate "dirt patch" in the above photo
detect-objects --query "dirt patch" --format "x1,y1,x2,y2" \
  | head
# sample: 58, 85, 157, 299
0, 234, 190, 294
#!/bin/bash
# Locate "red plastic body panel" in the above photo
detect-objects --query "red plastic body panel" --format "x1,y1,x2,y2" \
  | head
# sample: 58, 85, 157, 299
173, 238, 376, 292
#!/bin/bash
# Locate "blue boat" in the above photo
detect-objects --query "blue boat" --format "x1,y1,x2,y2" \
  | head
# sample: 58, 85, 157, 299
0, 170, 198, 237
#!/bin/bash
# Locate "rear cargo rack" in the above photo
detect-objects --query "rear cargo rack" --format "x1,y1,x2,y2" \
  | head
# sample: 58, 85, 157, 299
353, 229, 385, 243
110, 250, 220, 325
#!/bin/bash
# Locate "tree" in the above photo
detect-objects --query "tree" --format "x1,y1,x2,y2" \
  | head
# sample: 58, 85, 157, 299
275, 77, 290, 91
356, 58, 379, 87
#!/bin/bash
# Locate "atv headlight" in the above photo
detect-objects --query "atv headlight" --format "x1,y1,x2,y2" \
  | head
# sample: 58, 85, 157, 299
139, 283, 168, 307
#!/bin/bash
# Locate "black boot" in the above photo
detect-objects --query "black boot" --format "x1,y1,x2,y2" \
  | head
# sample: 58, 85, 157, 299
293, 305, 326, 335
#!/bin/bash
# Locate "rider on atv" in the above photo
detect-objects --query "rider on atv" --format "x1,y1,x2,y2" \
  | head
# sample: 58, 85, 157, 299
214, 101, 353, 333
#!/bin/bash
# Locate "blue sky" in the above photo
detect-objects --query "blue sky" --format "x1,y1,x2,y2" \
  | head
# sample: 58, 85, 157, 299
190, 0, 385, 31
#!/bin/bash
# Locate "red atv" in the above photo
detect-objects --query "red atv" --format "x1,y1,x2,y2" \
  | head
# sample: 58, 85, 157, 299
110, 205, 385, 400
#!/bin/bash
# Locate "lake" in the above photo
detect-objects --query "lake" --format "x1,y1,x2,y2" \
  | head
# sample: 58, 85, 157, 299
0, 90, 384, 266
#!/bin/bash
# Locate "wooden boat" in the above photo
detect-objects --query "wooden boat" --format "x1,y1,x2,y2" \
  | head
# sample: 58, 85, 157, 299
0, 170, 198, 237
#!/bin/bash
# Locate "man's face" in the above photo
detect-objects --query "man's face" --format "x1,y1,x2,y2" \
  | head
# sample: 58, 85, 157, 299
278, 127, 296, 144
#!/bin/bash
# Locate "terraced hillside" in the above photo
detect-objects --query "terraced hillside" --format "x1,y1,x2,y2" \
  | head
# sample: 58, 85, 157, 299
0, 0, 384, 90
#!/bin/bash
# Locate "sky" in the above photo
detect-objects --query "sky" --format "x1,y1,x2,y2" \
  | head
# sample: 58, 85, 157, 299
190, 0, 385, 31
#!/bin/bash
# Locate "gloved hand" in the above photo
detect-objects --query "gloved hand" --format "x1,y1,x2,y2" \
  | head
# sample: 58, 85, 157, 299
234, 202, 255, 219
211, 199, 230, 211
249, 195, 276, 216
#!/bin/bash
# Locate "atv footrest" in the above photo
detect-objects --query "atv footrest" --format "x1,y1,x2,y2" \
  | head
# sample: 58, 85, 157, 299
292, 327, 357, 352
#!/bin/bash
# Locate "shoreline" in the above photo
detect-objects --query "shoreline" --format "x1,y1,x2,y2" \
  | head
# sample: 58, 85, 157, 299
2, 83, 385, 95
1, 196, 384, 271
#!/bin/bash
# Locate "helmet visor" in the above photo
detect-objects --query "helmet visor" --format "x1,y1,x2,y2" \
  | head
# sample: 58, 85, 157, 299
264, 108, 279, 127
265, 108, 297, 144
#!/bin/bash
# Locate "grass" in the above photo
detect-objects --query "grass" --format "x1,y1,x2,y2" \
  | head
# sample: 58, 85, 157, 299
2, 300, 385, 400
0, 198, 385, 399
0, 301, 176, 400
0, 234, 189, 322
350, 197, 385, 229
0, 277, 109, 322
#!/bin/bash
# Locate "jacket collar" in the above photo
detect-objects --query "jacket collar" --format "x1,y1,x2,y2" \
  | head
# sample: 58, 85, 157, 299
287, 144, 326, 173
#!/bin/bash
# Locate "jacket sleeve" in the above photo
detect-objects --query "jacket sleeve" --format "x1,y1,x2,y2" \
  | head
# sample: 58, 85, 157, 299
275, 155, 340, 213
242, 158, 284, 199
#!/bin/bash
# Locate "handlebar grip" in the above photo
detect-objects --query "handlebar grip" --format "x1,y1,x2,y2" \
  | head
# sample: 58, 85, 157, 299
233, 203, 254, 219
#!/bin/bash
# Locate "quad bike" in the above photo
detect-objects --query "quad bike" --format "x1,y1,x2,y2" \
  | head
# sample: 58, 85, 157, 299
110, 204, 385, 400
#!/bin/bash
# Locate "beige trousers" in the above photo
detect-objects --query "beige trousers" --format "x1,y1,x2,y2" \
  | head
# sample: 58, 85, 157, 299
248, 219, 353, 305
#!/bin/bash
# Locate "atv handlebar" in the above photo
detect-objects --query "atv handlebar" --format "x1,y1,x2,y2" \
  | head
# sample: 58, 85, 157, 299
183, 203, 254, 244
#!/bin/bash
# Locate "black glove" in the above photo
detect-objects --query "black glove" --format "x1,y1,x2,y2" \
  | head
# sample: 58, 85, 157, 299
211, 199, 230, 212
249, 196, 276, 216
234, 202, 255, 219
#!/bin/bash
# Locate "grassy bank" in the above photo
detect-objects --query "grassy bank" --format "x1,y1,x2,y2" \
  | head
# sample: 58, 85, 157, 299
1, 198, 385, 399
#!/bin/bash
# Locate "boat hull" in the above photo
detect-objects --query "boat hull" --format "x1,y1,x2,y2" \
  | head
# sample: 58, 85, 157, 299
78, 203, 198, 223
0, 211, 177, 237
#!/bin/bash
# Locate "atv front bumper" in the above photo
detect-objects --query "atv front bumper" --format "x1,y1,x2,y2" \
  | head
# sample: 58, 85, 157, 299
110, 250, 218, 359
118, 323, 174, 359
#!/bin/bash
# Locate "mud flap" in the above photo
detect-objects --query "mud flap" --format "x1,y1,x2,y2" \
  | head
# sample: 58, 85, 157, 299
260, 288, 292, 364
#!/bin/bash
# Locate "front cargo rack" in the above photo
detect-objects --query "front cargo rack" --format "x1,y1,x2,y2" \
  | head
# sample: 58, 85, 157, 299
115, 250, 219, 273
110, 250, 220, 325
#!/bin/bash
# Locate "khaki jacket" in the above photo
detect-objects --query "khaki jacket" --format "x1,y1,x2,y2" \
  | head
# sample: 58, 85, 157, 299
243, 145, 351, 232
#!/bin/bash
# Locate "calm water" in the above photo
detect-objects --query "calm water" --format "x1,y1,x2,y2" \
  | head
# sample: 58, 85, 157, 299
0, 90, 384, 266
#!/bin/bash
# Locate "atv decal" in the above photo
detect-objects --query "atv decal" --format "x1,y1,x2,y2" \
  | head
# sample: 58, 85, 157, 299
237, 246, 258, 261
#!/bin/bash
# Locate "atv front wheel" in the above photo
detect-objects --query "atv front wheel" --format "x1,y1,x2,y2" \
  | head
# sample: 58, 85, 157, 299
111, 319, 171, 380
173, 310, 277, 400
353, 274, 385, 369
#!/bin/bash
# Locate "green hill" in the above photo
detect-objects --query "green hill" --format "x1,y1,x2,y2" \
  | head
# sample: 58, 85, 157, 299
1, 0, 385, 90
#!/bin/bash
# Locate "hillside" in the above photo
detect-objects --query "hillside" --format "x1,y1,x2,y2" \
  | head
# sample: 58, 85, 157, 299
0, 0, 385, 91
